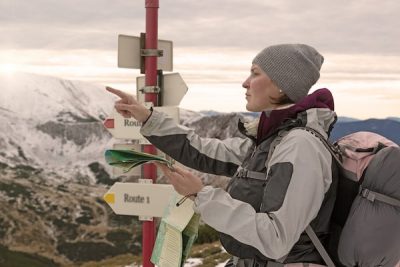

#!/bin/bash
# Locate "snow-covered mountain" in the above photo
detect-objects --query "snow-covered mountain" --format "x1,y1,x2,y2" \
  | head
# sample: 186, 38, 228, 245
0, 72, 117, 185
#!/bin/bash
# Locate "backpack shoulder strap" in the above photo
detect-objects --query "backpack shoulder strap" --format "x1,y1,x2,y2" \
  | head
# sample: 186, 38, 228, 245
265, 129, 292, 168
297, 126, 343, 165
266, 126, 343, 168
305, 226, 336, 267
265, 126, 338, 266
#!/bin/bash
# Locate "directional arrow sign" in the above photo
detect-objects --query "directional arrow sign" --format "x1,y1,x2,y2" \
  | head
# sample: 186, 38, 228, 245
104, 182, 176, 217
103, 109, 143, 140
103, 107, 180, 140
136, 73, 188, 106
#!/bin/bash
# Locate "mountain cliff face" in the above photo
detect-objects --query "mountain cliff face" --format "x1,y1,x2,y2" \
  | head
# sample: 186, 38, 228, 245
0, 73, 115, 183
0, 72, 398, 266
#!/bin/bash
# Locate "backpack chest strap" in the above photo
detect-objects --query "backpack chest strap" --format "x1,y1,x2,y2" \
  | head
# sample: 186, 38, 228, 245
235, 166, 266, 181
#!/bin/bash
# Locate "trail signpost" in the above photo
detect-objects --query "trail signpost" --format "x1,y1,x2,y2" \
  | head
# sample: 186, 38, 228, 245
102, 1, 190, 266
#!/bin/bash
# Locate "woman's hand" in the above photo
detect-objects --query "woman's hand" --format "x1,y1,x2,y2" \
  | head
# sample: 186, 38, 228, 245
106, 86, 151, 123
157, 163, 204, 198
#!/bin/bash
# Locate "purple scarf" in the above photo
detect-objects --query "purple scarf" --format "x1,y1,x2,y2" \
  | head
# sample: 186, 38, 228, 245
256, 88, 335, 144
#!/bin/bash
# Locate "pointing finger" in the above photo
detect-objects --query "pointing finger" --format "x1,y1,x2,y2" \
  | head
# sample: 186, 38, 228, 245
115, 103, 133, 112
106, 86, 127, 99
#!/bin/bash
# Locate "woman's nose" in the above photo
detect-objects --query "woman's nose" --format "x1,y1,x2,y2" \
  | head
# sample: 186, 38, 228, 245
242, 77, 250, 89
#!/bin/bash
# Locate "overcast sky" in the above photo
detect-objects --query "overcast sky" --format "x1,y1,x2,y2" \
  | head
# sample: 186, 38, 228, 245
1, 0, 399, 119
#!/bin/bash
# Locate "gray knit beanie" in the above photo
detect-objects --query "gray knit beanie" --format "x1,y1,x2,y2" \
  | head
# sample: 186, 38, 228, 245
252, 44, 324, 102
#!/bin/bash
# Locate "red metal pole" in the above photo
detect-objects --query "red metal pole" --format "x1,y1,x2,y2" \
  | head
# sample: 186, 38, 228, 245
142, 1, 159, 267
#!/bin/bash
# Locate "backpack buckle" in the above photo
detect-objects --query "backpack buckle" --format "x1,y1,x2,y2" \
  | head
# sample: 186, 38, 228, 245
237, 168, 248, 178
360, 188, 376, 202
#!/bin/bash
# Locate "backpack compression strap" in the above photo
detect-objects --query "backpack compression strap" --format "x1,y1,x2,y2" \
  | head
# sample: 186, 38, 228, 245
359, 187, 400, 207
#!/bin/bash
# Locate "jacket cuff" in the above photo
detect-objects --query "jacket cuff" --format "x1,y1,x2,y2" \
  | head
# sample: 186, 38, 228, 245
140, 109, 162, 136
193, 185, 214, 213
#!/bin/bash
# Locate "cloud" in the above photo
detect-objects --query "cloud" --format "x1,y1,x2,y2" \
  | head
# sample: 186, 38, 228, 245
1, 0, 399, 54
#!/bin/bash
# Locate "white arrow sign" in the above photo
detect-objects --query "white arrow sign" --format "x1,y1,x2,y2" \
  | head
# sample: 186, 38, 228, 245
104, 182, 176, 217
103, 109, 143, 140
136, 73, 188, 106
103, 107, 180, 140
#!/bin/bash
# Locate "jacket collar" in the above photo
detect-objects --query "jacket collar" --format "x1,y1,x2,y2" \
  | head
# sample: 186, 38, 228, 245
255, 88, 336, 145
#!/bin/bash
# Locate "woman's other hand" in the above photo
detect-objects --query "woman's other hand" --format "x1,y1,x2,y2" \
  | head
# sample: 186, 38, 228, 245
106, 86, 151, 123
157, 163, 204, 198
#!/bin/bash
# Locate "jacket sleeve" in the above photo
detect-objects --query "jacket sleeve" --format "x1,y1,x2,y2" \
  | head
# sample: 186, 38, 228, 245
140, 110, 254, 176
193, 129, 333, 259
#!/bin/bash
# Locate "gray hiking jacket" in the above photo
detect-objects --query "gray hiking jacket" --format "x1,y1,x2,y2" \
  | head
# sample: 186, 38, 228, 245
140, 107, 337, 262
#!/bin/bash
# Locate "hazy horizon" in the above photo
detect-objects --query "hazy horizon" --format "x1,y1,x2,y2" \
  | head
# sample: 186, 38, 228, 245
1, 0, 399, 119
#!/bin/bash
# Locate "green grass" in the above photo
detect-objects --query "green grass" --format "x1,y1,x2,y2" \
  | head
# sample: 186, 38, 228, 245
0, 245, 59, 267
68, 254, 140, 267
0, 182, 32, 198
0, 241, 229, 267
189, 242, 230, 267
70, 241, 229, 267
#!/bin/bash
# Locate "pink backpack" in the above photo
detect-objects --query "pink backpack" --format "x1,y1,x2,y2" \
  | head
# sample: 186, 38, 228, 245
302, 130, 400, 267
338, 131, 398, 180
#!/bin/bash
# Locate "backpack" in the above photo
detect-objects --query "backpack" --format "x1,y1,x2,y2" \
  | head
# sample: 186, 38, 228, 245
297, 129, 400, 267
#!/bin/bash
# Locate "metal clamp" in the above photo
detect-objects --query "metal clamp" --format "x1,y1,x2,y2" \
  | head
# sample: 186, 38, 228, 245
139, 86, 160, 93
141, 49, 163, 57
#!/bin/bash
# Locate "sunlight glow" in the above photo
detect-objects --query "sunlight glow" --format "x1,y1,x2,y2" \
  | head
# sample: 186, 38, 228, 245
0, 64, 17, 75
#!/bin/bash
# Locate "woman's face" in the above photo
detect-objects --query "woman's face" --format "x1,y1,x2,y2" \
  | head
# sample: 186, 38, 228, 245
242, 64, 282, 112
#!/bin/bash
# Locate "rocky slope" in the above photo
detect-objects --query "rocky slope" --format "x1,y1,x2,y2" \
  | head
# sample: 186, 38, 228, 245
0, 73, 141, 265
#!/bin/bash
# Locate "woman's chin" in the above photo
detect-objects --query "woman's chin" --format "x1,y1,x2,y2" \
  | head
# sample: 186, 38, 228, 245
245, 104, 252, 112
246, 103, 262, 112
246, 105, 257, 112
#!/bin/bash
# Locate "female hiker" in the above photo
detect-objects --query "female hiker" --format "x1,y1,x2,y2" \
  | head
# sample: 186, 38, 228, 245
106, 44, 338, 266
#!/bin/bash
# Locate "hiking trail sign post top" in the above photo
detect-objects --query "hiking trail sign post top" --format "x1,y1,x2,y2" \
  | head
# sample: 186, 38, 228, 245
118, 34, 173, 72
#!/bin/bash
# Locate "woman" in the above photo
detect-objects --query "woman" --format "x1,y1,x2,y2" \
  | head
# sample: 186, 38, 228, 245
107, 44, 338, 266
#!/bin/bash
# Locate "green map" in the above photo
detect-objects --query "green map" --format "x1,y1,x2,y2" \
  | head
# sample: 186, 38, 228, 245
151, 194, 200, 267
104, 149, 174, 172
